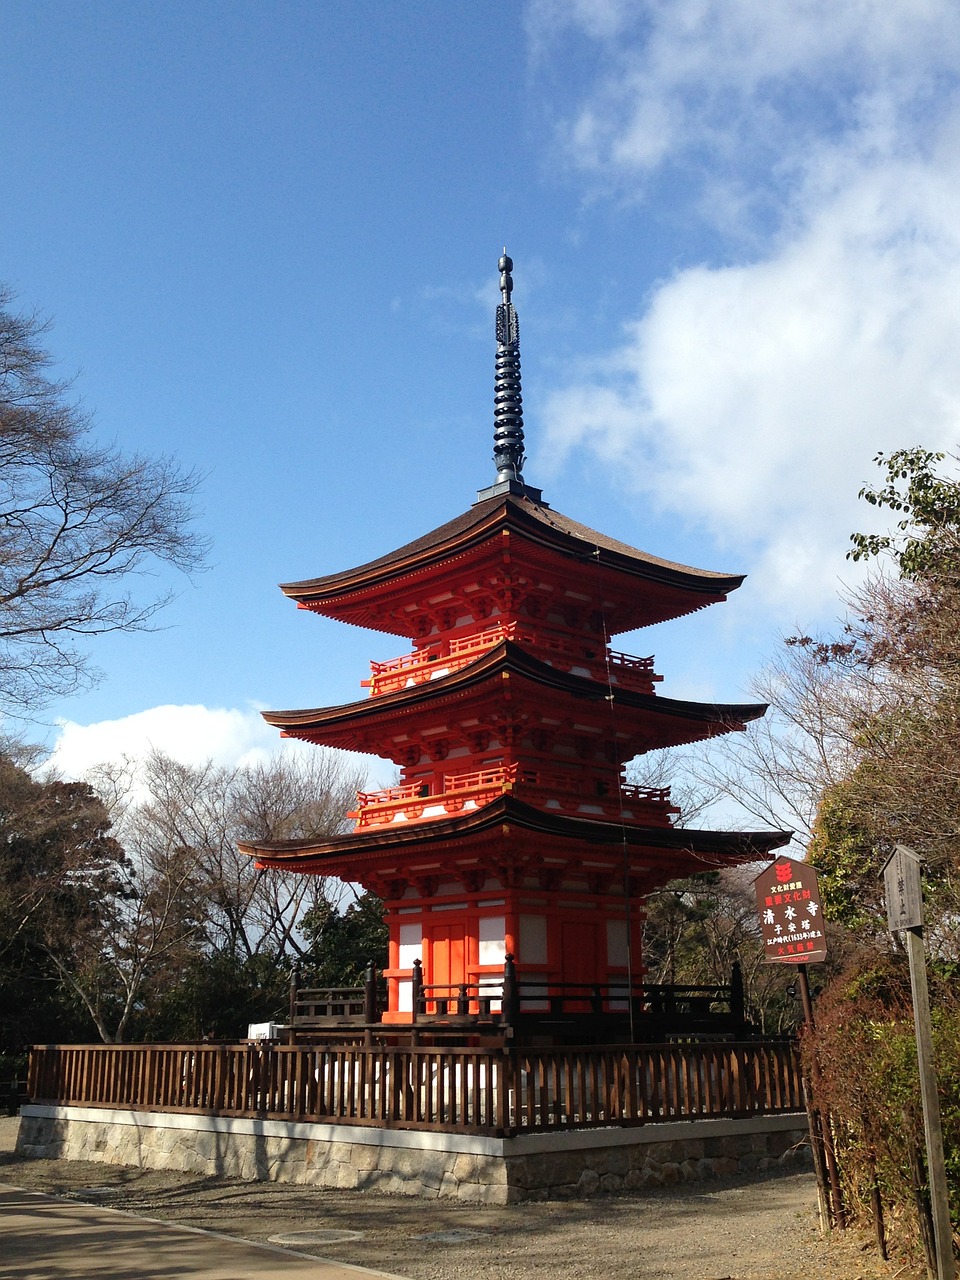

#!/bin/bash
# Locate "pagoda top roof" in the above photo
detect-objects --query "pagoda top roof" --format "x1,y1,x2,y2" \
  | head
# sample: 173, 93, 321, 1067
280, 490, 744, 613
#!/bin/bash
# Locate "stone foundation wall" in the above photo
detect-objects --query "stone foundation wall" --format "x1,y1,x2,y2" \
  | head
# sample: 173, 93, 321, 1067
17, 1105, 809, 1205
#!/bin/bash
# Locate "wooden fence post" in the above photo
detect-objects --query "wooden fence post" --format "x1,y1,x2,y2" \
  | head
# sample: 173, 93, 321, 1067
411, 958, 423, 1024
365, 961, 378, 1019
287, 962, 300, 1045
502, 952, 519, 1028
730, 960, 746, 1032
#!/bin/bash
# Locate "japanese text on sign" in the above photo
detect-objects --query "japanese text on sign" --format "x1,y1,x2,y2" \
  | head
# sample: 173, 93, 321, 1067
753, 857, 827, 964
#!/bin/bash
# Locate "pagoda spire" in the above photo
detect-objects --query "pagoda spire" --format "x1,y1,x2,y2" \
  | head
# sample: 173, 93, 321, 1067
477, 252, 543, 504
494, 252, 524, 483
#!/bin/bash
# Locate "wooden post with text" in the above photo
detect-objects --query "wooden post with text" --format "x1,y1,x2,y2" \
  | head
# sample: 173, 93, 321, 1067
882, 844, 956, 1280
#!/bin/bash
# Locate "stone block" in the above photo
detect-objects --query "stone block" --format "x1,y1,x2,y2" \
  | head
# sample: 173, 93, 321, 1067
474, 1155, 507, 1186
452, 1153, 478, 1182
351, 1144, 381, 1173
479, 1182, 512, 1206
526, 1151, 579, 1186
589, 1148, 629, 1178
379, 1147, 410, 1176
504, 1156, 537, 1189
418, 1164, 444, 1191
549, 1183, 580, 1200
718, 1134, 753, 1157
14, 1107, 815, 1204
371, 1173, 403, 1195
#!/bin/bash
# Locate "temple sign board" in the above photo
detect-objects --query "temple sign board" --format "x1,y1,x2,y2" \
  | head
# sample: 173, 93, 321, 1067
882, 843, 923, 933
753, 857, 827, 965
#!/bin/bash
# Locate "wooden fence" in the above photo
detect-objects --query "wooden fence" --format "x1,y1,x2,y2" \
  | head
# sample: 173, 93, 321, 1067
28, 1039, 802, 1137
287, 956, 749, 1040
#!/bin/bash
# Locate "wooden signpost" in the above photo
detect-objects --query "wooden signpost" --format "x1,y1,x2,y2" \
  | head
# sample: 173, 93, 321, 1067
753, 856, 840, 1232
881, 845, 956, 1280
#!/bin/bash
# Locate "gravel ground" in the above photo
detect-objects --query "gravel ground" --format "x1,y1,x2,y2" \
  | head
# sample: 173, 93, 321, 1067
0, 1118, 922, 1279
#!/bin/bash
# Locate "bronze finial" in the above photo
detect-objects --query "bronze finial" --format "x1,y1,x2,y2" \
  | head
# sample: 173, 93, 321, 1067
493, 251, 525, 484
476, 252, 544, 505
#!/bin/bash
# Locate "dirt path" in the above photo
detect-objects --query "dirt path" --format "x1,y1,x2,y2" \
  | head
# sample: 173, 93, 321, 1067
0, 1118, 919, 1279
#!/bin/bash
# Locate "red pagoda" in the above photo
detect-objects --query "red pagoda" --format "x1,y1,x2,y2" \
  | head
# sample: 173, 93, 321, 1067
243, 255, 789, 1041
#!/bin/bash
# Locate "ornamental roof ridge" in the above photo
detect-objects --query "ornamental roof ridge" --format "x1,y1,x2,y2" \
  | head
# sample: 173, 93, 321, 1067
239, 793, 791, 862
279, 491, 743, 599
259, 638, 769, 730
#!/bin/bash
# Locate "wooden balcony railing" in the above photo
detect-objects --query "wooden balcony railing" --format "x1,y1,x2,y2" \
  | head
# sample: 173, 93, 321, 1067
350, 764, 518, 828
287, 958, 750, 1041
351, 771, 678, 830
518, 775, 679, 824
361, 626, 662, 698
362, 624, 524, 696
26, 1038, 802, 1137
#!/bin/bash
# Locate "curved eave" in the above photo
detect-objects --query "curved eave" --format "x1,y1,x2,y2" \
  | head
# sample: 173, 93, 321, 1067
240, 794, 791, 870
261, 639, 767, 738
280, 495, 744, 609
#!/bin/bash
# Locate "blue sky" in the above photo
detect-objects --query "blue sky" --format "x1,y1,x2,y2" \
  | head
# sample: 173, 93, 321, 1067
4, 1, 960, 786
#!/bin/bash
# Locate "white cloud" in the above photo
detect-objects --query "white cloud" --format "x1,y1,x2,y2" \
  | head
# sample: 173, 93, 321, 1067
46, 704, 282, 781
532, 0, 960, 621
533, 0, 960, 190
45, 699, 376, 778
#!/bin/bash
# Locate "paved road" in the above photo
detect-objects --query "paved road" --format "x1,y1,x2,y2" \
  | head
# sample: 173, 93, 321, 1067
0, 1184, 411, 1280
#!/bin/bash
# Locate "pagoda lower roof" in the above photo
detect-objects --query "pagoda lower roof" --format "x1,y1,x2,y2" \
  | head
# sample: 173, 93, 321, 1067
279, 492, 744, 637
262, 639, 767, 758
241, 794, 791, 888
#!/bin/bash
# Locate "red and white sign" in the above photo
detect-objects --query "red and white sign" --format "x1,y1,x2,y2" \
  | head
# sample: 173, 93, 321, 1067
753, 856, 827, 965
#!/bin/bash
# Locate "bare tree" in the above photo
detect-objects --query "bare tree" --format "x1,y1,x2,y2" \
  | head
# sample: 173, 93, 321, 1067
0, 285, 207, 710
57, 747, 366, 1041
669, 637, 875, 845
114, 749, 362, 961
42, 835, 200, 1044
626, 745, 724, 827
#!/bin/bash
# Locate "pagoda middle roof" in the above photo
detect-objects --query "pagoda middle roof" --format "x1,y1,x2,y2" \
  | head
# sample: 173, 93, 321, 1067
280, 492, 744, 634
241, 793, 791, 875
262, 639, 767, 757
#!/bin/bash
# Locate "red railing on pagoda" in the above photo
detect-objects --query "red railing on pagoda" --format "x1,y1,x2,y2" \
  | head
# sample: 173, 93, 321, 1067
519, 776, 678, 825
351, 770, 678, 830
350, 764, 519, 828
362, 623, 526, 696
362, 625, 662, 697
